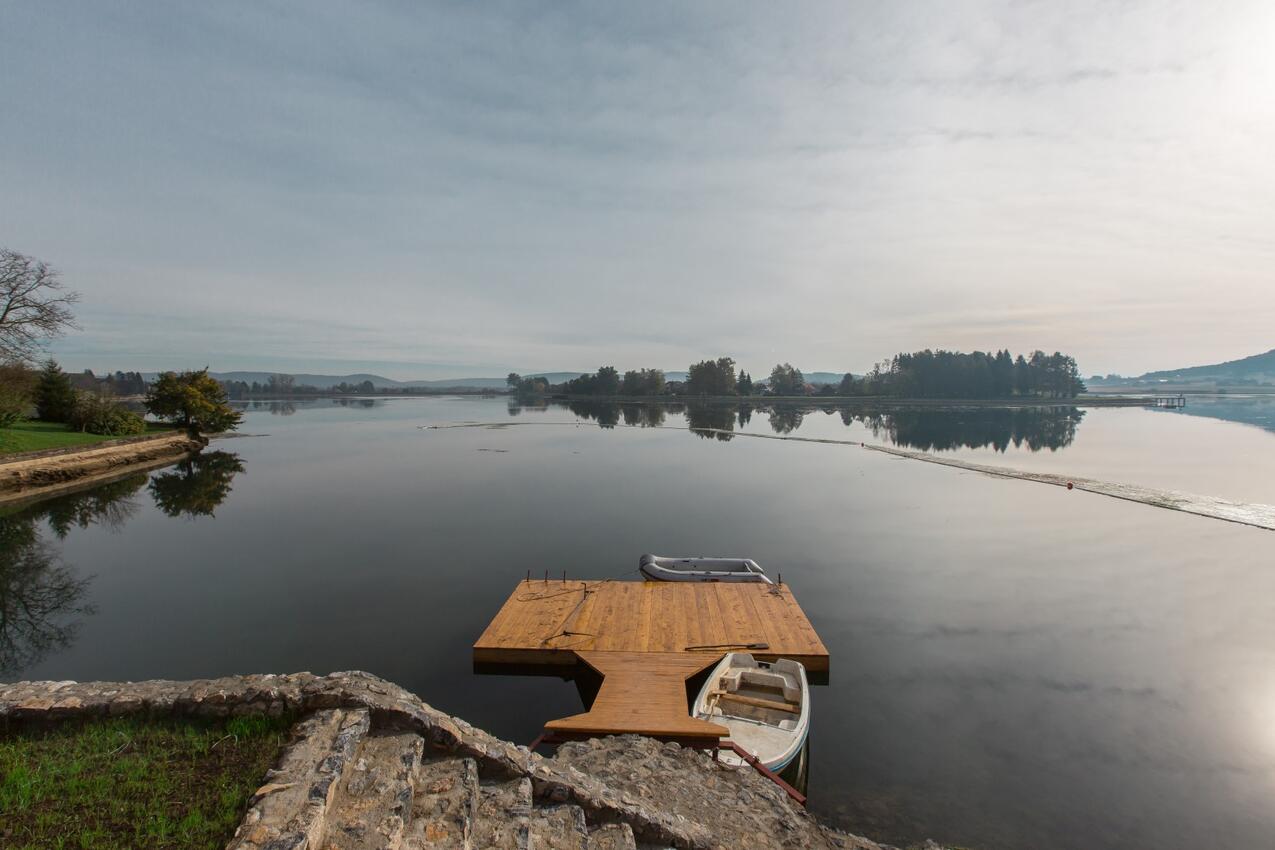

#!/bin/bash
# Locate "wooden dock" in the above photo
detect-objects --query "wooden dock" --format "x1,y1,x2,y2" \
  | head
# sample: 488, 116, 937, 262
473, 580, 829, 742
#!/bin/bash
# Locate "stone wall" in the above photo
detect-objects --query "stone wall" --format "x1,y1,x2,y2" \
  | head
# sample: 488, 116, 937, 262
0, 671, 946, 850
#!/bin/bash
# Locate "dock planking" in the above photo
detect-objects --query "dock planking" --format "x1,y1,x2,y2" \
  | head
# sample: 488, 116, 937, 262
473, 580, 829, 672
473, 579, 829, 741
545, 651, 730, 741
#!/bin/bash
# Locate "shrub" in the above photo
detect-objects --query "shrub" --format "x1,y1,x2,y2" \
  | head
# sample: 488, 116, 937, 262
0, 389, 25, 427
68, 393, 147, 436
0, 361, 36, 427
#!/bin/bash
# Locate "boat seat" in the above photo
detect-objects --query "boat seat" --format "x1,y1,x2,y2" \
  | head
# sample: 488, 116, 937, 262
738, 670, 800, 702
739, 670, 789, 690
710, 690, 800, 714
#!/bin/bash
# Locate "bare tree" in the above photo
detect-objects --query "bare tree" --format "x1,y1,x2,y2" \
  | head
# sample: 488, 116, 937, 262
0, 249, 80, 363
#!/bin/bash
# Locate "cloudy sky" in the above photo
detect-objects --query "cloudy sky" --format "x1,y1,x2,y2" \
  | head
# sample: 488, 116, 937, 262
2, 2, 1273, 379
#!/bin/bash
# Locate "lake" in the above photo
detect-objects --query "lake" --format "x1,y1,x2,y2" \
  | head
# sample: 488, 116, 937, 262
4, 395, 1274, 849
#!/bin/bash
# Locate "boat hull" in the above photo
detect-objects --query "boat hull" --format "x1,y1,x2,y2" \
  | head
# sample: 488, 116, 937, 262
692, 652, 810, 772
639, 554, 773, 584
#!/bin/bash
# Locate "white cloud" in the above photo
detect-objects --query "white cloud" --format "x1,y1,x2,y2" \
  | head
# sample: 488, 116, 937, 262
1, 1, 1272, 378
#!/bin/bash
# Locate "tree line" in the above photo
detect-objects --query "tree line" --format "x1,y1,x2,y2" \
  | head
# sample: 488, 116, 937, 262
508, 349, 1085, 400
221, 376, 495, 399
844, 350, 1085, 399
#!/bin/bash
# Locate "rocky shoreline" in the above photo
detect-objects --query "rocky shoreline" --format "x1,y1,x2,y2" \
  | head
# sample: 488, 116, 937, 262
1, 671, 950, 850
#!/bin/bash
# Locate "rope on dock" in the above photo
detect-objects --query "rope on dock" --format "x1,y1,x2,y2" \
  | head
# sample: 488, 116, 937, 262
424, 421, 1275, 532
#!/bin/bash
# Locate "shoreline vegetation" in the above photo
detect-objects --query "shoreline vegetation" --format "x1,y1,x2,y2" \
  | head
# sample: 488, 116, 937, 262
507, 349, 1088, 402
0, 420, 176, 455
0, 713, 294, 850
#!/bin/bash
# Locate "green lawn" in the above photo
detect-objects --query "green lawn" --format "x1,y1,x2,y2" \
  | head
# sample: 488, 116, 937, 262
0, 420, 174, 455
0, 714, 294, 850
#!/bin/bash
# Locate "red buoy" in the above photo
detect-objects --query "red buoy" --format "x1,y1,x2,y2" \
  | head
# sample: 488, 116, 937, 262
1066, 482, 1074, 490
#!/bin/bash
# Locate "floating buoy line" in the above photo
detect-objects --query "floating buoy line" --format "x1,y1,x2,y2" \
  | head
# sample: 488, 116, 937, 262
423, 421, 1275, 532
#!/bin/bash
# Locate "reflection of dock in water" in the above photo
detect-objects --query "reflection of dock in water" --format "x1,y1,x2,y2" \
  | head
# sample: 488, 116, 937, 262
474, 580, 828, 743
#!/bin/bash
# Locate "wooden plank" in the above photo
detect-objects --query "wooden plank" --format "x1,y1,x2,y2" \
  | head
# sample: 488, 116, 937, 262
546, 651, 728, 740
473, 580, 829, 673
710, 690, 800, 714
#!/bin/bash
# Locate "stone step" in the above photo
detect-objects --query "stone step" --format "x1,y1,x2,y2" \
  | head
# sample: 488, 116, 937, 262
472, 777, 533, 849
529, 805, 589, 850
403, 756, 480, 849
587, 823, 637, 850
227, 708, 370, 850
322, 729, 425, 849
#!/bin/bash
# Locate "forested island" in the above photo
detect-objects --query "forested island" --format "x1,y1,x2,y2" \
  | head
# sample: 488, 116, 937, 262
508, 349, 1086, 400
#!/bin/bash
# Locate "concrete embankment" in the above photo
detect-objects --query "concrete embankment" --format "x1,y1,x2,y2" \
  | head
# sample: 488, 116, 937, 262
1, 672, 940, 850
0, 431, 205, 505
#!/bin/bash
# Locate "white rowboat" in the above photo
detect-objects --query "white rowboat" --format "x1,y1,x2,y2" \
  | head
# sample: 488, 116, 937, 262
693, 653, 810, 773
639, 554, 773, 584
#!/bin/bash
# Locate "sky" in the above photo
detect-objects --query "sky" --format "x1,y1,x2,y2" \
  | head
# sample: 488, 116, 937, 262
2, 1, 1273, 380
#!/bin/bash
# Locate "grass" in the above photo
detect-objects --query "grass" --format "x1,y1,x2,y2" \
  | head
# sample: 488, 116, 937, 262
0, 420, 174, 455
0, 713, 294, 850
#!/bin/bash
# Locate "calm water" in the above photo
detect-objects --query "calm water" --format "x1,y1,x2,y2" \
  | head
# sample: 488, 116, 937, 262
4, 396, 1274, 849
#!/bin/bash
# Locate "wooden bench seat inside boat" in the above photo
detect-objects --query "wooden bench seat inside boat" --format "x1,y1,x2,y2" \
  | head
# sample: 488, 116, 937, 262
710, 689, 800, 714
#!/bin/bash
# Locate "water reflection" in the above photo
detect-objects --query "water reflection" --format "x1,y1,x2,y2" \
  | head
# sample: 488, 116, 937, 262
0, 513, 96, 675
768, 406, 805, 435
1155, 395, 1275, 434
0, 451, 245, 675
40, 472, 149, 537
149, 452, 246, 518
853, 407, 1084, 452
686, 404, 735, 440
513, 399, 1086, 452
567, 399, 620, 428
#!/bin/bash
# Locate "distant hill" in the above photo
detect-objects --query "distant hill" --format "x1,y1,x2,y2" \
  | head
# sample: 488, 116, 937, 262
139, 371, 518, 390
1140, 349, 1275, 384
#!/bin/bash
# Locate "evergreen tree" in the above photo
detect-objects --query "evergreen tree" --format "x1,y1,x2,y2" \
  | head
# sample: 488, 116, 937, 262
145, 368, 243, 434
34, 359, 77, 422
1013, 354, 1030, 396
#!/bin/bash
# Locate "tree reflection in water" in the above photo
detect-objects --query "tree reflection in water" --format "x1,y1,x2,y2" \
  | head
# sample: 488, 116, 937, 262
39, 472, 149, 538
767, 406, 805, 435
685, 404, 736, 441
0, 450, 245, 675
853, 407, 1085, 452
0, 516, 96, 676
520, 398, 1085, 452
148, 451, 246, 518
621, 404, 666, 428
